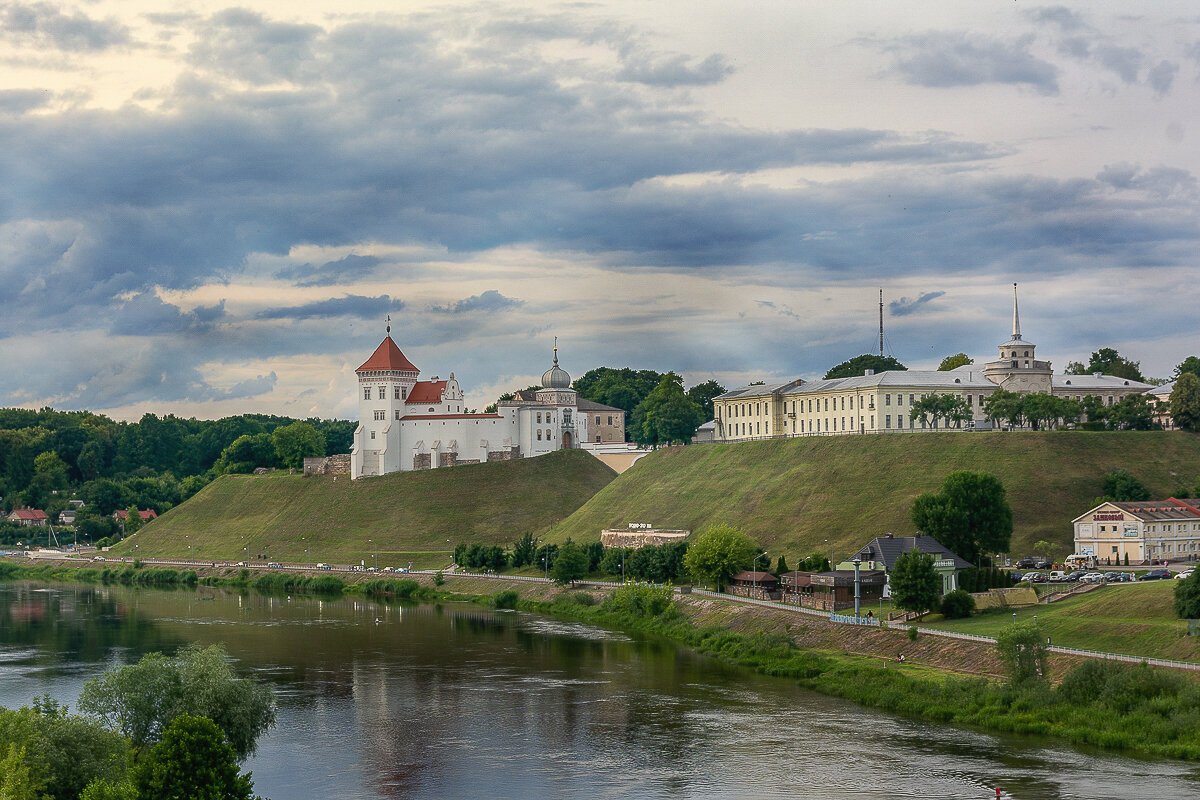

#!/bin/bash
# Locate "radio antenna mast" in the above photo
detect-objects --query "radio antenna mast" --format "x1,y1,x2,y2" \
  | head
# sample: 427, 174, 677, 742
878, 289, 884, 357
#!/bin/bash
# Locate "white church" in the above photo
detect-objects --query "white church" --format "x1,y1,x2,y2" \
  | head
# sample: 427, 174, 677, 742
350, 329, 624, 478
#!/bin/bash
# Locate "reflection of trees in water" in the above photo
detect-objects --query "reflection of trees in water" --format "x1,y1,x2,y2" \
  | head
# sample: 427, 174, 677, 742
0, 583, 183, 664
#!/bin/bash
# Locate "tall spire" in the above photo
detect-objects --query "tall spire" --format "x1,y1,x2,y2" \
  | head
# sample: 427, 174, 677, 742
1012, 282, 1021, 339
386, 313, 391, 336
553, 335, 558, 366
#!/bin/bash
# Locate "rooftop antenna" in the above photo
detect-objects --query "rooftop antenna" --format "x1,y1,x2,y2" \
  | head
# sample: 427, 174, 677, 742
879, 289, 884, 357
386, 314, 391, 336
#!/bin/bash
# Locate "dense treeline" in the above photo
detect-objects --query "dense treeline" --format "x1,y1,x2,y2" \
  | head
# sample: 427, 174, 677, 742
0, 407, 353, 544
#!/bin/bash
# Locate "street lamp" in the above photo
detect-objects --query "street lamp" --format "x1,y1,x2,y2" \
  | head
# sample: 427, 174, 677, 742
852, 555, 862, 617
752, 552, 767, 598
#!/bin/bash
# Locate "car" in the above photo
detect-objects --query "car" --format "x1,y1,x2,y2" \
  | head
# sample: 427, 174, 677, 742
1026, 571, 1047, 583
92, 556, 105, 562
1010, 571, 1026, 583
1081, 572, 1105, 583
1036, 559, 1053, 570
1175, 569, 1195, 580
1049, 571, 1070, 582
1139, 569, 1172, 581
1067, 570, 1087, 582
1015, 557, 1038, 569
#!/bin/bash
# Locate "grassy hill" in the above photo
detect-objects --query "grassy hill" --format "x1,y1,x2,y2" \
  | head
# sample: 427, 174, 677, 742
115, 449, 616, 567
550, 431, 1200, 561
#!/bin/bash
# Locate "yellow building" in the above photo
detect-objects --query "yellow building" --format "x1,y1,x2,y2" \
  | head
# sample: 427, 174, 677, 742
1072, 498, 1200, 565
711, 285, 1151, 442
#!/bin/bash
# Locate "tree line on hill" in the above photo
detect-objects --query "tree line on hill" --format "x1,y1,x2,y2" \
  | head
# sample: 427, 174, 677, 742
0, 408, 353, 546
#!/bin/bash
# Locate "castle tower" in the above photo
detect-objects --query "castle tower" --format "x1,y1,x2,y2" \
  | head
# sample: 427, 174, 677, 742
983, 283, 1052, 393
352, 317, 420, 476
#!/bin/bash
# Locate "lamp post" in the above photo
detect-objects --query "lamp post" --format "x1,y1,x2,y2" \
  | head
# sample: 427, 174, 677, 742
752, 552, 767, 599
852, 555, 862, 617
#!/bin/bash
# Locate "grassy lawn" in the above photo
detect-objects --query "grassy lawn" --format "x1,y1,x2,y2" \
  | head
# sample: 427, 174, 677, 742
112, 449, 615, 567
923, 581, 1200, 662
552, 430, 1200, 559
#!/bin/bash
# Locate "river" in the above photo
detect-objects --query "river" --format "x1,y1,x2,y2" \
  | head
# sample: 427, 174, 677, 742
1, 581, 1197, 799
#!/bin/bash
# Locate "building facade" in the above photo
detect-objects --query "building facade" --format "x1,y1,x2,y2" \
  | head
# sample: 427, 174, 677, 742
711, 285, 1152, 442
350, 332, 625, 478
1072, 498, 1200, 565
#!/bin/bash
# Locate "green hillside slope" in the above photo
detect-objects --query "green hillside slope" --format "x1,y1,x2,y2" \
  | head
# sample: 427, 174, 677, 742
552, 432, 1200, 560
116, 449, 615, 567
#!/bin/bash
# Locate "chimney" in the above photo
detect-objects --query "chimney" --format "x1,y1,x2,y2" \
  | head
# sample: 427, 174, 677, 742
1093, 372, 1103, 378
864, 369, 875, 376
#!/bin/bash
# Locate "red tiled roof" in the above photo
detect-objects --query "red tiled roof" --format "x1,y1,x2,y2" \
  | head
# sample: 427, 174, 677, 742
356, 336, 418, 373
9, 509, 48, 521
399, 414, 503, 420
405, 380, 447, 404
113, 509, 158, 521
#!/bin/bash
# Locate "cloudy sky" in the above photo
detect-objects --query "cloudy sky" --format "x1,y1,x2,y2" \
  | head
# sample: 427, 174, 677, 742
3, 1, 1199, 420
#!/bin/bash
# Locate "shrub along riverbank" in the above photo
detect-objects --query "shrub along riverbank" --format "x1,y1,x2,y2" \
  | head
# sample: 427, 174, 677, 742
5, 562, 1200, 760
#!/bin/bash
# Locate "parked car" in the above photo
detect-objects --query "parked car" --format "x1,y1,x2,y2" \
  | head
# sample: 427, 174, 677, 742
1010, 572, 1026, 583
1081, 572, 1105, 583
1049, 571, 1070, 582
1015, 557, 1038, 568
1026, 572, 1047, 583
1067, 570, 1087, 582
1036, 559, 1053, 569
1175, 569, 1195, 580
1139, 569, 1172, 581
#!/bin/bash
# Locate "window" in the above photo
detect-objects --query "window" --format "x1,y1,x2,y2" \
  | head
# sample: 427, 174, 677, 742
909, 394, 915, 405
966, 395, 972, 407
756, 422, 761, 434
896, 394, 903, 406
596, 416, 601, 425
401, 387, 407, 399
886, 415, 891, 429
370, 431, 375, 439
537, 430, 542, 440
394, 386, 402, 399
850, 397, 854, 410
374, 410, 385, 421
870, 415, 874, 429
546, 429, 551, 439
378, 386, 385, 399
608, 415, 613, 425
885, 394, 891, 406
363, 387, 370, 400
395, 410, 401, 420
824, 398, 829, 411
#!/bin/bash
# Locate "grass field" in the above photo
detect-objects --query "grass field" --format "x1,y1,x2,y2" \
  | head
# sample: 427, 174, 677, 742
113, 449, 616, 567
551, 431, 1200, 560
924, 581, 1199, 662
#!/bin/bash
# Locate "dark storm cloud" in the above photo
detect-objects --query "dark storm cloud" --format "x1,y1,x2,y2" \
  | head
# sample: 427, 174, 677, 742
0, 2, 130, 52
429, 290, 524, 314
254, 295, 401, 321
878, 32, 1060, 94
108, 292, 226, 336
889, 291, 946, 317
0, 88, 50, 113
274, 254, 382, 287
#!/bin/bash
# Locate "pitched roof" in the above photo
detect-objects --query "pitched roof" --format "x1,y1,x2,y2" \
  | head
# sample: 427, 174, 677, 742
852, 535, 972, 570
576, 398, 622, 412
113, 509, 158, 521
729, 570, 778, 583
405, 380, 447, 404
399, 414, 502, 420
8, 508, 48, 521
783, 369, 996, 395
1053, 374, 1152, 391
356, 336, 419, 373
1082, 498, 1200, 522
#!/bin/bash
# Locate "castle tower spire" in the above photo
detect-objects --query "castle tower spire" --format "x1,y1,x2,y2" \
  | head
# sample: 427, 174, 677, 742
1011, 282, 1021, 339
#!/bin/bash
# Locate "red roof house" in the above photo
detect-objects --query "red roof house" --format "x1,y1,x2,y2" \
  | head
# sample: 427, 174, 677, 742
7, 508, 49, 526
113, 509, 158, 522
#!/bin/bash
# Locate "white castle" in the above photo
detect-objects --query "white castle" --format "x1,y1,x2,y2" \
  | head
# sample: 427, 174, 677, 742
350, 327, 624, 478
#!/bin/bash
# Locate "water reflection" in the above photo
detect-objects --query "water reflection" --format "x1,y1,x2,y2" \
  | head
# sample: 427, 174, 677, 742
2, 580, 1199, 800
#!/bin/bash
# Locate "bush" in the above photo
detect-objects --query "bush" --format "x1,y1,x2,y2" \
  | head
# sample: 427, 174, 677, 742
433, 571, 444, 586
570, 592, 596, 606
601, 584, 674, 618
493, 590, 519, 609
907, 626, 918, 642
940, 590, 976, 619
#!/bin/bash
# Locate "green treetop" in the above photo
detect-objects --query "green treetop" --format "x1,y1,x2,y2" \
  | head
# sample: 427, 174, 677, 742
683, 525, 756, 591
824, 354, 907, 380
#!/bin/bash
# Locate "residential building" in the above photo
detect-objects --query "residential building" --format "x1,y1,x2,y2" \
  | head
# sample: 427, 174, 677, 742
113, 509, 158, 522
7, 508, 48, 527
847, 533, 973, 595
1072, 498, 1200, 565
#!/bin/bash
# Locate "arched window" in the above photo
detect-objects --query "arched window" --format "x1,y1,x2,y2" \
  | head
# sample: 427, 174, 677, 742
537, 430, 542, 440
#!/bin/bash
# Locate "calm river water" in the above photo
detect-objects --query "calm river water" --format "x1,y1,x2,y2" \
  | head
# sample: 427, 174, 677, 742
1, 581, 1198, 799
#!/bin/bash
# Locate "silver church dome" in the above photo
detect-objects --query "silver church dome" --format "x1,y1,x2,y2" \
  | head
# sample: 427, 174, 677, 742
541, 344, 571, 389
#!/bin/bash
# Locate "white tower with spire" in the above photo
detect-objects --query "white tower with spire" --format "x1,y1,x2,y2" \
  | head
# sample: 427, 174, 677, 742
983, 283, 1053, 393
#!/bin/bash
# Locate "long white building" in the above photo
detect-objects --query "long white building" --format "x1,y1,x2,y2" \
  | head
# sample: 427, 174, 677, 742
712, 285, 1152, 441
350, 332, 623, 478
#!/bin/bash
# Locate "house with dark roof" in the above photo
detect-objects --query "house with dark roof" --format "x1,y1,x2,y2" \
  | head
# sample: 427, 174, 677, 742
847, 533, 972, 595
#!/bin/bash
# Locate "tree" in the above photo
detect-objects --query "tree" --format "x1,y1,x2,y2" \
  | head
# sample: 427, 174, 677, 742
271, 421, 325, 469
939, 589, 975, 619
1171, 372, 1200, 433
1101, 469, 1150, 502
510, 532, 536, 568
911, 471, 1012, 564
213, 433, 277, 474
1174, 570, 1200, 619
550, 540, 589, 585
686, 379, 726, 421
122, 506, 143, 534
78, 643, 276, 762
1081, 347, 1146, 381
982, 388, 1023, 428
889, 550, 941, 616
683, 525, 756, 591
996, 621, 1049, 684
909, 394, 972, 429
572, 367, 666, 423
26, 451, 69, 510
131, 715, 255, 800
1064, 360, 1088, 375
0, 699, 130, 800
824, 354, 907, 380
774, 554, 789, 576
1105, 394, 1158, 430
1020, 393, 1079, 431
938, 353, 973, 371
1174, 356, 1200, 380
633, 373, 704, 446
0, 743, 41, 800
